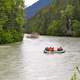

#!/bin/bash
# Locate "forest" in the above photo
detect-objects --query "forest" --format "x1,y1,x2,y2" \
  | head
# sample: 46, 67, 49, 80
26, 0, 80, 37
0, 0, 24, 44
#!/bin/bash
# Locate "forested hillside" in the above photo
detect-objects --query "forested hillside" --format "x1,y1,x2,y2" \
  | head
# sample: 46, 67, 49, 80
0, 0, 24, 44
26, 0, 52, 18
26, 0, 80, 37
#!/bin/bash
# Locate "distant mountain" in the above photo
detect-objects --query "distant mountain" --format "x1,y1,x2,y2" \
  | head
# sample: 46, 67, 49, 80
25, 0, 52, 19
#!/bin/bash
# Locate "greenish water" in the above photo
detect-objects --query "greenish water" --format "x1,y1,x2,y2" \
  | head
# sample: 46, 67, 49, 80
0, 34, 80, 80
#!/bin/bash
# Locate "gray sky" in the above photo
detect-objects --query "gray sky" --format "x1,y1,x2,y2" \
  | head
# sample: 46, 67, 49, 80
24, 0, 39, 7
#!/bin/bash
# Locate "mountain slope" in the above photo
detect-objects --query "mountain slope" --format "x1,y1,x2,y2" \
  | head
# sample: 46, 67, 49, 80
25, 0, 52, 19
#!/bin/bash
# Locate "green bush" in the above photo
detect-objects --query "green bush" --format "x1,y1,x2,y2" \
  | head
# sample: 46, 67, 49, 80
72, 20, 80, 37
11, 29, 23, 42
0, 30, 13, 44
0, 29, 23, 44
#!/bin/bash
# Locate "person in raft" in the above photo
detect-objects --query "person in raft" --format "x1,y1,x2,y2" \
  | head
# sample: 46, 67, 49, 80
57, 46, 63, 51
45, 47, 48, 51
45, 47, 54, 51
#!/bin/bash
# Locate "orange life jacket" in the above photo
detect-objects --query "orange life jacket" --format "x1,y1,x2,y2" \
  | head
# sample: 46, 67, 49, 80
48, 47, 54, 51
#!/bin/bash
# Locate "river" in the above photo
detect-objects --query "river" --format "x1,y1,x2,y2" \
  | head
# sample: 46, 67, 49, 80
0, 34, 80, 80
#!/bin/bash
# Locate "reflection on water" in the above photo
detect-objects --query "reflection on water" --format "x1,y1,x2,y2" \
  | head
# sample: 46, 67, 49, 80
0, 34, 80, 80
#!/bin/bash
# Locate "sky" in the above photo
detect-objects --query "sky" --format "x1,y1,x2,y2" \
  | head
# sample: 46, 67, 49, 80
24, 0, 39, 7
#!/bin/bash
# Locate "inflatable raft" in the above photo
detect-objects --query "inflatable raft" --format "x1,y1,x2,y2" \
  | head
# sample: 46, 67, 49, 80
44, 50, 65, 54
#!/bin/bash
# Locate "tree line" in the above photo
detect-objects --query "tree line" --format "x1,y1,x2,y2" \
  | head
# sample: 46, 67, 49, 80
26, 0, 80, 37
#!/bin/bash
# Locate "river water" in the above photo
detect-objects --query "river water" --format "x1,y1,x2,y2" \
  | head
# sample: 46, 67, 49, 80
0, 34, 80, 80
